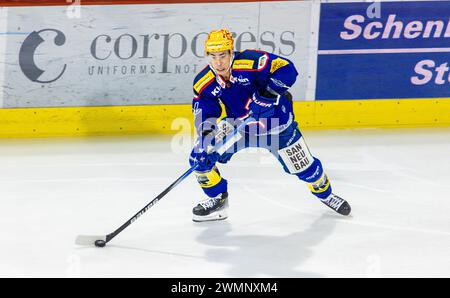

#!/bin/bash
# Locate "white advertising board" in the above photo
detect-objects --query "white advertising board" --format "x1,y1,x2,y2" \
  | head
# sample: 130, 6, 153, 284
0, 1, 313, 108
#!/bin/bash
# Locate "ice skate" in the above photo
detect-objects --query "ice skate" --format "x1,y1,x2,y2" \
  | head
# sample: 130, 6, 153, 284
192, 192, 229, 222
320, 193, 351, 216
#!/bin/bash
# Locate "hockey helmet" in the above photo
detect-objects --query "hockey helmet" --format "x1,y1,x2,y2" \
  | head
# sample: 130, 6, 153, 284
205, 29, 234, 55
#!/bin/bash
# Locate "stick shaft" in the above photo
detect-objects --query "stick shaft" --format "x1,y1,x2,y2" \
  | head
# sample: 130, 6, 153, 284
105, 165, 197, 243
104, 117, 251, 244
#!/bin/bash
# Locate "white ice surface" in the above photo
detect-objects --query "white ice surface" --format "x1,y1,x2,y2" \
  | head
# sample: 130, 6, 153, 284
0, 128, 449, 277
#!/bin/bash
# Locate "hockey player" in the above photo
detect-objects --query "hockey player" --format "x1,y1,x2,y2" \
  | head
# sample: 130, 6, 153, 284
189, 29, 351, 222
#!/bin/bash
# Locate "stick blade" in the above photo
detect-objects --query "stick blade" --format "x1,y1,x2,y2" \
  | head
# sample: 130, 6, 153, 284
75, 235, 106, 246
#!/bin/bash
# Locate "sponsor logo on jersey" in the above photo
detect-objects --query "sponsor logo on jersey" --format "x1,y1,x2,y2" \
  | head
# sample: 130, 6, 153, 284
232, 59, 254, 70
270, 77, 290, 89
194, 70, 215, 94
270, 57, 289, 73
211, 86, 221, 96
235, 75, 250, 85
258, 54, 269, 70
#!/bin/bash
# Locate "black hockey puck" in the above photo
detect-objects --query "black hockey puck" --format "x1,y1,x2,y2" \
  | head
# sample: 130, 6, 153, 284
95, 240, 106, 247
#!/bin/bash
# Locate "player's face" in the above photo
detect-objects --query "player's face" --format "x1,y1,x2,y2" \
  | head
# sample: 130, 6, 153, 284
209, 51, 232, 78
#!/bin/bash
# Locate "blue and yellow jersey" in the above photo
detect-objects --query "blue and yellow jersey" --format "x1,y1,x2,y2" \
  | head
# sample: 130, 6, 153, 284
192, 49, 298, 134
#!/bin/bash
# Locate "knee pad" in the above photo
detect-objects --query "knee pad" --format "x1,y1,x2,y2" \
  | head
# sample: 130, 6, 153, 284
278, 136, 332, 198
278, 135, 314, 174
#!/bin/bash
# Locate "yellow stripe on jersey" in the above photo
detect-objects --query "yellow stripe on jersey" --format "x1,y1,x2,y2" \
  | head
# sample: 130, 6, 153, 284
270, 57, 289, 73
194, 70, 215, 93
232, 59, 255, 70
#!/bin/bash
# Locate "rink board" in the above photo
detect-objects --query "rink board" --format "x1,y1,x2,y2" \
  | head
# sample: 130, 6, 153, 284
317, 1, 450, 100
0, 1, 312, 107
1, 98, 450, 138
1, 0, 450, 137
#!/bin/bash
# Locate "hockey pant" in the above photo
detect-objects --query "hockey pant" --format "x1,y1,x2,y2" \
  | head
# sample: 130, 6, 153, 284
189, 121, 332, 199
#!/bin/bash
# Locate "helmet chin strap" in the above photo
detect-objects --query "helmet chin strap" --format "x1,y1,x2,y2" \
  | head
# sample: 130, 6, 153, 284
228, 52, 235, 72
209, 52, 235, 78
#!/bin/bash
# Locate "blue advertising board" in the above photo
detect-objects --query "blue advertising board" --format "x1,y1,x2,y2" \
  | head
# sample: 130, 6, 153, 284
316, 1, 450, 100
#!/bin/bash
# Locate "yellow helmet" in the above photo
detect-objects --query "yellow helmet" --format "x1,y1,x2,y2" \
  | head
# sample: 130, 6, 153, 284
205, 29, 234, 55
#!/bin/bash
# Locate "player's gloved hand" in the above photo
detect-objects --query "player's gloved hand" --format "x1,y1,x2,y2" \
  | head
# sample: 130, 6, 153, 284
248, 89, 279, 120
189, 136, 220, 171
